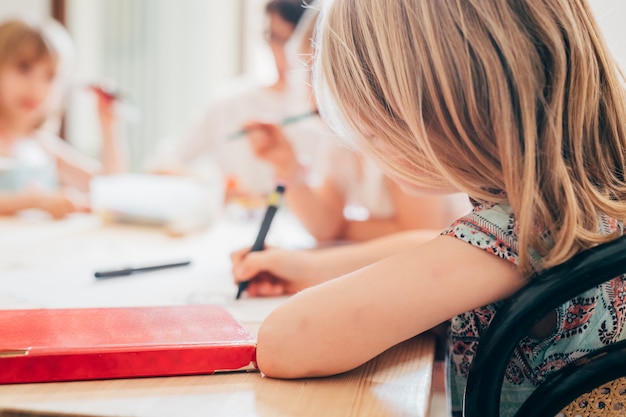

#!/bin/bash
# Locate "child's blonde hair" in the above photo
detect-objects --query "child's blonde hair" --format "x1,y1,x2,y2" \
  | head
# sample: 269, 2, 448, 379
0, 18, 74, 131
314, 0, 626, 274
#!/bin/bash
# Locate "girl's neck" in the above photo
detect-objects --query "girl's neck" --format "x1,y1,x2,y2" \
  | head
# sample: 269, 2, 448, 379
0, 114, 36, 142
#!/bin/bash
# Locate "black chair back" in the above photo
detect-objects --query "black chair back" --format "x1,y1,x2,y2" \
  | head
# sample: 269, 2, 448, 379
463, 234, 626, 417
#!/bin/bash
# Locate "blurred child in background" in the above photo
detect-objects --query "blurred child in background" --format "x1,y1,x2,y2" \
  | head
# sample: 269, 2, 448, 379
0, 18, 125, 218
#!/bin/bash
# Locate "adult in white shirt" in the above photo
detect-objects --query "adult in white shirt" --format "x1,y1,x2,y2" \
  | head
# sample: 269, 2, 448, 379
147, 0, 326, 199
242, 5, 471, 241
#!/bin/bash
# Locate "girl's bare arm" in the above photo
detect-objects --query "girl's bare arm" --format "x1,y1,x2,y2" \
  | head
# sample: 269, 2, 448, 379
255, 235, 524, 378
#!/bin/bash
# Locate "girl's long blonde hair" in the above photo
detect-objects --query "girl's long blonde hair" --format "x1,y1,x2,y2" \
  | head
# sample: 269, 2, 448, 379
0, 18, 74, 131
314, 0, 626, 274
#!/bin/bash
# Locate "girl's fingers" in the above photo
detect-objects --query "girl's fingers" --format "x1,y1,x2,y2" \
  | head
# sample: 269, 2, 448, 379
246, 273, 290, 297
232, 250, 276, 283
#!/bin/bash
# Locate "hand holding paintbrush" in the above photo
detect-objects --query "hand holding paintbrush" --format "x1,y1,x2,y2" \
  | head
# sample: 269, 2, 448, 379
228, 109, 318, 140
87, 83, 142, 124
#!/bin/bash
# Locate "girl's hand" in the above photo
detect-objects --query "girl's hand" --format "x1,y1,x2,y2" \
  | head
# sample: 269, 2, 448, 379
33, 190, 88, 219
230, 247, 314, 297
93, 87, 117, 137
243, 121, 300, 181
87, 84, 127, 175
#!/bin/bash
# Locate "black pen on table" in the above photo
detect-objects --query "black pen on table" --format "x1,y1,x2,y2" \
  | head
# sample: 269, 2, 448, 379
235, 184, 286, 299
94, 260, 191, 279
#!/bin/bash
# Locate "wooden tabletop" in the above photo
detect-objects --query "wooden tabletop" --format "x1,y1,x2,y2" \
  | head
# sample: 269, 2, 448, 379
0, 213, 436, 417
0, 334, 434, 417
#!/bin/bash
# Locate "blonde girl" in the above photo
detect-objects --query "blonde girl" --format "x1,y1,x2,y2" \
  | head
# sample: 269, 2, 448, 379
0, 18, 125, 218
238, 1, 626, 415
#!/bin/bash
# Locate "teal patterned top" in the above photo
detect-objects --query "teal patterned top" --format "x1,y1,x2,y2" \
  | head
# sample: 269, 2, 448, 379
442, 201, 625, 417
0, 138, 58, 192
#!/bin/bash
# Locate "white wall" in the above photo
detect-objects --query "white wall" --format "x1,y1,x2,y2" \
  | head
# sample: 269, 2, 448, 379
242, 0, 276, 84
0, 0, 49, 20
589, 0, 626, 71
64, 0, 244, 169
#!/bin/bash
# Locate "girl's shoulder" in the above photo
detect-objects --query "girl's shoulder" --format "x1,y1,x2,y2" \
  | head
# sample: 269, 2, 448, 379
442, 202, 624, 268
0, 132, 58, 192
442, 202, 519, 265
13, 131, 57, 158
31, 128, 62, 143
32, 130, 68, 154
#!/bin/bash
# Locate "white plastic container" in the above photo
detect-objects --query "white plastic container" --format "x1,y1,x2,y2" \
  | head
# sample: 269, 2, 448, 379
90, 173, 223, 235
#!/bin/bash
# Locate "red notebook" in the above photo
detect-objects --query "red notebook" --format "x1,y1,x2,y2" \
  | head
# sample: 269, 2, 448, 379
0, 305, 257, 384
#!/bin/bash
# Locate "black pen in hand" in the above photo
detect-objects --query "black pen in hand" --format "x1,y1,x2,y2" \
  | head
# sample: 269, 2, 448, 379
235, 184, 286, 299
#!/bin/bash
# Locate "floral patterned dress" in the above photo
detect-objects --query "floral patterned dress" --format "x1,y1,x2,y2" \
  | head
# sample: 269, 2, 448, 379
442, 202, 625, 417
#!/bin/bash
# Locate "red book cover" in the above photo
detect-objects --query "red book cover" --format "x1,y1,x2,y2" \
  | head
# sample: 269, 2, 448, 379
0, 305, 257, 384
